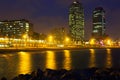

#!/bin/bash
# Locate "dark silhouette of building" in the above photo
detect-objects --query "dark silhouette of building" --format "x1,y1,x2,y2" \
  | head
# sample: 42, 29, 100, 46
92, 7, 105, 40
69, 0, 84, 44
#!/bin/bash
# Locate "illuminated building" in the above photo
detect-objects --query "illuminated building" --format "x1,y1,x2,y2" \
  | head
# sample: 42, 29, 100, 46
92, 7, 105, 40
0, 19, 33, 39
69, 0, 84, 43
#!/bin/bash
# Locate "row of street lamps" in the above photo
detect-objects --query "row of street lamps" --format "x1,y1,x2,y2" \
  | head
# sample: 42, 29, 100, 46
0, 34, 119, 48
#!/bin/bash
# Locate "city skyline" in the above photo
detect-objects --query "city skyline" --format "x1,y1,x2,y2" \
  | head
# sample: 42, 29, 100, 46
0, 0, 120, 40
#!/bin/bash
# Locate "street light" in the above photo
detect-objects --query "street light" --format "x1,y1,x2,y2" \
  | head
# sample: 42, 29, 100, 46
23, 34, 28, 39
89, 38, 96, 45
47, 35, 54, 47
64, 37, 70, 47
105, 39, 112, 46
65, 37, 70, 42
22, 34, 28, 47
48, 35, 53, 43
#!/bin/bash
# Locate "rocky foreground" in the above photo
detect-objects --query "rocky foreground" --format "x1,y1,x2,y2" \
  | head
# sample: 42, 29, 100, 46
1, 68, 120, 80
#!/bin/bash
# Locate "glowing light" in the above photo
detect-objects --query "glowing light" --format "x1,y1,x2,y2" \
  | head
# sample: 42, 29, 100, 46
63, 50, 71, 70
89, 38, 96, 45
106, 39, 112, 46
48, 35, 53, 43
23, 34, 28, 39
65, 37, 70, 42
106, 49, 112, 68
18, 52, 31, 74
46, 51, 56, 69
100, 40, 104, 46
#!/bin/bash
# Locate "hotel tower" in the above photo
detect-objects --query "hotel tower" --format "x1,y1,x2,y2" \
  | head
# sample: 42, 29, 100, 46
92, 7, 105, 40
69, 0, 84, 44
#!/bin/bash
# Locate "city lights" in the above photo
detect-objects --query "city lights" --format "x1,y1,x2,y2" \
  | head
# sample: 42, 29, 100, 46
65, 37, 70, 42
49, 36, 53, 41
48, 35, 53, 43
89, 38, 96, 45
107, 39, 112, 46
0, 0, 120, 79
23, 34, 28, 39
0, 2, 119, 49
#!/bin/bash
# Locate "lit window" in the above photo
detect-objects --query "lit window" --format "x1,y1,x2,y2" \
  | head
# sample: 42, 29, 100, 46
10, 25, 12, 27
26, 23, 29, 28
93, 30, 98, 33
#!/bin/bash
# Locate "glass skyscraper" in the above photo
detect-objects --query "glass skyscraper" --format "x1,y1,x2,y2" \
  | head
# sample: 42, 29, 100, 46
92, 7, 105, 39
69, 1, 84, 43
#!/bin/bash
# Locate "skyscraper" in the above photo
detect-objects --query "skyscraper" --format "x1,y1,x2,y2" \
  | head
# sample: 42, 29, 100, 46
69, 0, 84, 44
92, 7, 105, 40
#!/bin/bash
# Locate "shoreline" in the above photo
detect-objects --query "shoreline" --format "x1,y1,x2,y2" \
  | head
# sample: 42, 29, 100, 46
1, 68, 120, 80
0, 47, 120, 52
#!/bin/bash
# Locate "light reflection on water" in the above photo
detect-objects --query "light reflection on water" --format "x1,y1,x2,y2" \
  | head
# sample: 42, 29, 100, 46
89, 49, 96, 68
63, 50, 71, 70
88, 49, 113, 68
17, 52, 32, 74
46, 51, 56, 69
0, 49, 119, 79
106, 49, 112, 68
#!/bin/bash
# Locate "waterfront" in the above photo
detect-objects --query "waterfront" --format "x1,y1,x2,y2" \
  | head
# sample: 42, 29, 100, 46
0, 48, 120, 79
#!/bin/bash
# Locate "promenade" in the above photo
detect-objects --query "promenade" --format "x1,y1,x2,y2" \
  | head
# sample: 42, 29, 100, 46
0, 46, 120, 52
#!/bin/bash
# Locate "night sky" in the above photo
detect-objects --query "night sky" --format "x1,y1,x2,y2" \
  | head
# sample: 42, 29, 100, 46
0, 0, 120, 40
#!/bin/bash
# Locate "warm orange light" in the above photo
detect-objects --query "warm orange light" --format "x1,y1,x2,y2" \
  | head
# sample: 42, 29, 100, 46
89, 49, 96, 68
23, 34, 28, 39
65, 37, 70, 42
106, 49, 112, 68
46, 51, 56, 69
48, 35, 53, 42
18, 52, 31, 74
63, 50, 71, 70
106, 39, 112, 46
89, 38, 95, 45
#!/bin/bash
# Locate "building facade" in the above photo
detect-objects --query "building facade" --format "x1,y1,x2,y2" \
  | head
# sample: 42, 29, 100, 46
92, 7, 105, 40
69, 0, 84, 44
0, 19, 33, 39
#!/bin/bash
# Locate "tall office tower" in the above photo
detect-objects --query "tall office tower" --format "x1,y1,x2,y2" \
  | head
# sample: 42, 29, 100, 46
69, 0, 84, 43
92, 7, 105, 39
0, 19, 33, 39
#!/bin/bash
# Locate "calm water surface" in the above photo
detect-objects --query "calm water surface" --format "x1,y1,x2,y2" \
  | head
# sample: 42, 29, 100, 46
0, 48, 120, 79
